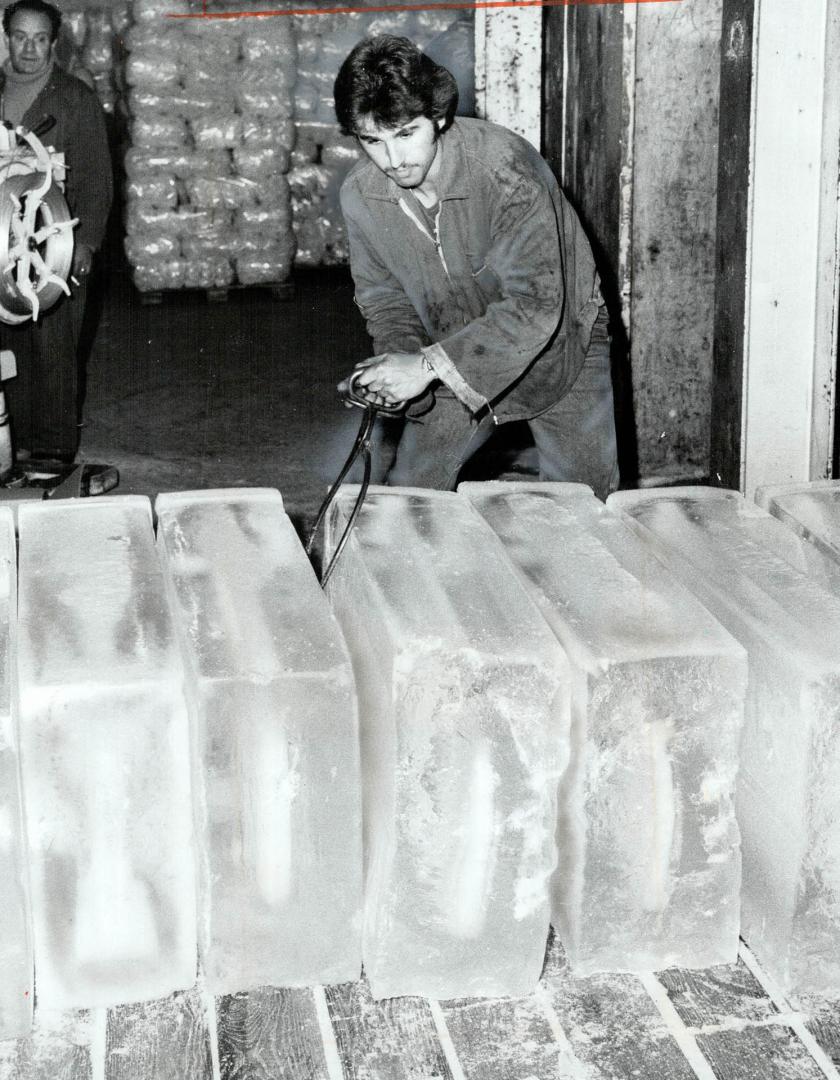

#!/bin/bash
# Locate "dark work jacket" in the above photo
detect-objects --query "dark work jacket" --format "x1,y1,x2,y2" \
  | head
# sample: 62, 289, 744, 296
0, 64, 113, 252
340, 117, 603, 422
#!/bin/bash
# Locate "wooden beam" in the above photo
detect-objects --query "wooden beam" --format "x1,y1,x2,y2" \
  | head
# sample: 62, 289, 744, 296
710, 0, 755, 490
542, 2, 638, 485
475, 6, 542, 149
324, 980, 454, 1079
740, 0, 840, 497
542, 2, 624, 296
216, 987, 333, 1080
105, 990, 212, 1080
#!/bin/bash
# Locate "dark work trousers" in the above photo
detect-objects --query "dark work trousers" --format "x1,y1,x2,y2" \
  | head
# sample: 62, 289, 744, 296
384, 329, 619, 501
3, 280, 87, 460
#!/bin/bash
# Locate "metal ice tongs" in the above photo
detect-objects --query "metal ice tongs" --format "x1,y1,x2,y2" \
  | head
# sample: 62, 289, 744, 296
306, 370, 405, 587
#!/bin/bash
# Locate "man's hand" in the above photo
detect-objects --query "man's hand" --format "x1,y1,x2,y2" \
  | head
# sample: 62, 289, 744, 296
72, 243, 93, 279
338, 352, 435, 408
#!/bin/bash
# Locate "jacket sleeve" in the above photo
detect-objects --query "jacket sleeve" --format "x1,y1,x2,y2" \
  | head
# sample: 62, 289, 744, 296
422, 173, 566, 414
64, 83, 113, 252
341, 185, 431, 356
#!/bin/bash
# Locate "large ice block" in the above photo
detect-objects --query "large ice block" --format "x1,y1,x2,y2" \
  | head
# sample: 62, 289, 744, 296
460, 482, 746, 975
0, 507, 32, 1038
155, 488, 362, 992
324, 486, 573, 1001
755, 479, 840, 589
16, 497, 197, 1010
608, 486, 840, 996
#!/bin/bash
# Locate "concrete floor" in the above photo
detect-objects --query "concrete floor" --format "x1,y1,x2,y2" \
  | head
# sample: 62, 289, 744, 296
76, 254, 537, 553
79, 258, 375, 536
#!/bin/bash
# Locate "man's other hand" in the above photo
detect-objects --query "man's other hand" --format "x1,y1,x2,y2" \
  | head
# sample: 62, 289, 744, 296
337, 352, 435, 407
72, 243, 93, 279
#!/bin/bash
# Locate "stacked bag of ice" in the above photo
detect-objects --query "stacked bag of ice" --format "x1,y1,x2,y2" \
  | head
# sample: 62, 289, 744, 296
124, 0, 296, 292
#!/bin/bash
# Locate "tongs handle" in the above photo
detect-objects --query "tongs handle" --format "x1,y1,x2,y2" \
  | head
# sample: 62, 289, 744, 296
343, 369, 406, 415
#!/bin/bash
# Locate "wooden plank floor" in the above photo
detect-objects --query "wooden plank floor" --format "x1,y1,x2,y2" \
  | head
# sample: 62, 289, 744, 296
1, 936, 838, 1080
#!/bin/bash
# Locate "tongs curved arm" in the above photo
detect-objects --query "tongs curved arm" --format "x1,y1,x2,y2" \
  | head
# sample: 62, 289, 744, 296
307, 371, 406, 587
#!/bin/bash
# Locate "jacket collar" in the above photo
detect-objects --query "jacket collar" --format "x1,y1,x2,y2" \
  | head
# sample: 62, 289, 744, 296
0, 61, 61, 98
356, 119, 472, 203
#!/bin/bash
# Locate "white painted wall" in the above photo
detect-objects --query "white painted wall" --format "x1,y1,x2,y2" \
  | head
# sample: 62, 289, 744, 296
474, 6, 542, 150
742, 0, 840, 498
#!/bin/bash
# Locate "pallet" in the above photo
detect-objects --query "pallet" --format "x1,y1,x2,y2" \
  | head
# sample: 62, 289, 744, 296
137, 280, 295, 306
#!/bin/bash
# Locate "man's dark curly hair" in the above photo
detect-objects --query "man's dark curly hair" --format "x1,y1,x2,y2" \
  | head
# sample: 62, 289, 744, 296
3, 0, 61, 41
334, 35, 459, 137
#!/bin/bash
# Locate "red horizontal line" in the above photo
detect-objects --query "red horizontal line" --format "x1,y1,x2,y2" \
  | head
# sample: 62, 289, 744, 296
171, 0, 681, 20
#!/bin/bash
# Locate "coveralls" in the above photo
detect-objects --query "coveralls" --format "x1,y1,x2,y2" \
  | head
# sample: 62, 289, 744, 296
340, 116, 618, 498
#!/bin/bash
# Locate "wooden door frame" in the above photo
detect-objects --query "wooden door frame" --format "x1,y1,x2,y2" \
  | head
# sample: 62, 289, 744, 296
713, 0, 840, 498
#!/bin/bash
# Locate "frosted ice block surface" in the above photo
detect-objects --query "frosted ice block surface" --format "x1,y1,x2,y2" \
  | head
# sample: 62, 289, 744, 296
460, 482, 746, 975
155, 488, 362, 992
0, 508, 32, 1038
16, 497, 197, 1010
755, 479, 840, 590
325, 487, 572, 1001
608, 486, 840, 996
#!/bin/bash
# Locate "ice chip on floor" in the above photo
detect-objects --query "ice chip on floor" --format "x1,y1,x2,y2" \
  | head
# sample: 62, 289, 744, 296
155, 488, 362, 993
324, 486, 572, 1001
460, 482, 746, 975
0, 507, 32, 1039
608, 485, 840, 996
16, 496, 197, 1010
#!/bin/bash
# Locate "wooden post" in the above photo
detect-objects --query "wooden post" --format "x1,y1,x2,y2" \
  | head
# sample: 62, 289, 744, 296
709, 0, 755, 490
475, 5, 542, 149
737, 0, 840, 498
543, 2, 637, 483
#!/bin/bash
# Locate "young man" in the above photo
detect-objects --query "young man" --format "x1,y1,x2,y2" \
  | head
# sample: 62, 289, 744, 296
0, 0, 112, 462
334, 35, 618, 498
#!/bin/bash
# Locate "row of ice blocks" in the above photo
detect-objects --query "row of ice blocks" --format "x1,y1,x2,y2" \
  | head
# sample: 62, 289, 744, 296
324, 485, 746, 999
0, 481, 752, 1028
0, 490, 362, 1036
608, 485, 840, 996
4, 478, 836, 1027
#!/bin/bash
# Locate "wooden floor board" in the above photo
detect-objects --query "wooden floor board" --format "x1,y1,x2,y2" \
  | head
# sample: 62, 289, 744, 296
656, 958, 778, 1028
441, 994, 579, 1080
325, 980, 452, 1080
799, 995, 840, 1069
0, 961, 837, 1079
216, 986, 331, 1080
541, 936, 698, 1080
0, 1009, 92, 1080
697, 1024, 829, 1080
104, 987, 212, 1080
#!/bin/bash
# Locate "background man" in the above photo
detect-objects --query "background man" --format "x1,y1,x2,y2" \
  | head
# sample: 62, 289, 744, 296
0, 0, 112, 462
334, 35, 618, 498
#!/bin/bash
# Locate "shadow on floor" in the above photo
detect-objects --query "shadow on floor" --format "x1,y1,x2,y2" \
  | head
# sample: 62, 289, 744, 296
78, 257, 540, 544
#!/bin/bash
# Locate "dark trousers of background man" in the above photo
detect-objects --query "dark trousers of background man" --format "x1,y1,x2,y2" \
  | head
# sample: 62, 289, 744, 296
3, 282, 88, 461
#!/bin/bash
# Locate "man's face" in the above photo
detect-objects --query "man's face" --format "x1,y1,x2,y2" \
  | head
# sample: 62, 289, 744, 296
355, 114, 441, 190
6, 10, 55, 76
